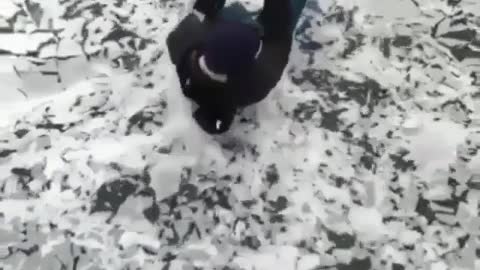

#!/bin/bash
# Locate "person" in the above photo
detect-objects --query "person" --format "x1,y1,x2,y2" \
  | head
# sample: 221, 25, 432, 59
166, 0, 308, 134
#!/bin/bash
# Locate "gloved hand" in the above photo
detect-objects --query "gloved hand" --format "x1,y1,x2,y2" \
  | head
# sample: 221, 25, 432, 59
193, 0, 226, 19
193, 106, 234, 134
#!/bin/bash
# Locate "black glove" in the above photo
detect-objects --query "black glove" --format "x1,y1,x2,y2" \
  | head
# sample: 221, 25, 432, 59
193, 0, 226, 19
193, 106, 234, 134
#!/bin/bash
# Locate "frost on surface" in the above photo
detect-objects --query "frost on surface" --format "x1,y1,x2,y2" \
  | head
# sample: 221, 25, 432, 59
1, 0, 480, 269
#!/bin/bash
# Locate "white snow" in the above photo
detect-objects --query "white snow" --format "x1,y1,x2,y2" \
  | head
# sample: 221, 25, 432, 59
0, 0, 478, 269
431, 261, 448, 270
233, 246, 299, 270
297, 254, 321, 270
40, 234, 66, 256
0, 1, 18, 18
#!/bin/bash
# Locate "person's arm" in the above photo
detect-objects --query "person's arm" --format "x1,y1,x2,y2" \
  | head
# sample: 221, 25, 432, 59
166, 15, 203, 65
166, 0, 226, 65
193, 103, 236, 134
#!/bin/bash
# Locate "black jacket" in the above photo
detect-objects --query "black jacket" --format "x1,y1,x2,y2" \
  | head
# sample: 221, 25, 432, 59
167, 0, 294, 134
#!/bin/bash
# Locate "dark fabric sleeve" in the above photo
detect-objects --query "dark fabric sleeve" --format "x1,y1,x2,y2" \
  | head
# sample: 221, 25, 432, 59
175, 47, 195, 99
193, 103, 236, 134
166, 15, 204, 65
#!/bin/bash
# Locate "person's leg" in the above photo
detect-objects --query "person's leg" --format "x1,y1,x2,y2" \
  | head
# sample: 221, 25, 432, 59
290, 0, 308, 33
193, 0, 227, 20
257, 0, 291, 39
257, 0, 307, 38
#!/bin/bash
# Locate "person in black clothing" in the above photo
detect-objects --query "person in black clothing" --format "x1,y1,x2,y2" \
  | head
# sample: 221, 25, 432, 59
167, 0, 307, 134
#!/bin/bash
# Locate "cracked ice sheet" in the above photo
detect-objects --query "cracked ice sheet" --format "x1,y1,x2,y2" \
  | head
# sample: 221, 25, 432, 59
1, 0, 480, 270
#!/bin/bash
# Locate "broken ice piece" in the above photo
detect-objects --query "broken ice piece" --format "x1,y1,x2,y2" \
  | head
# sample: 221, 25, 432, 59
402, 115, 422, 135
118, 231, 161, 250
360, 106, 370, 115
402, 116, 420, 129
348, 206, 387, 241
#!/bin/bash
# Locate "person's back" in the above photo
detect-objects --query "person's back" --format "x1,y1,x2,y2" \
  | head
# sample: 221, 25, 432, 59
166, 0, 307, 134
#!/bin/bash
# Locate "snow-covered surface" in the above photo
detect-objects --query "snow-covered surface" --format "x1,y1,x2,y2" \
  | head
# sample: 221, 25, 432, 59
0, 0, 480, 269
